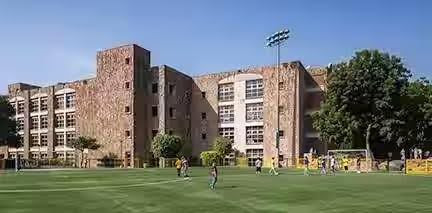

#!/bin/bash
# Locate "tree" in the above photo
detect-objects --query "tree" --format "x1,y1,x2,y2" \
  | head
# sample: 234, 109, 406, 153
151, 134, 183, 158
0, 96, 20, 147
200, 151, 219, 166
212, 136, 232, 158
68, 136, 100, 168
313, 50, 411, 156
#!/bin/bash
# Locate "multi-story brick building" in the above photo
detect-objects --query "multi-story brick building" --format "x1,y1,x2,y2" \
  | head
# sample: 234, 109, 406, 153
1, 44, 326, 167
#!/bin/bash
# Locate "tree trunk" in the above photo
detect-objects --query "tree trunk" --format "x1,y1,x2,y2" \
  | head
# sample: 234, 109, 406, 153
80, 151, 84, 168
366, 123, 374, 160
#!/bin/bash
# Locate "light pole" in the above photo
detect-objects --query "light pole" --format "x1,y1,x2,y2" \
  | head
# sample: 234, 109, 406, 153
266, 29, 290, 162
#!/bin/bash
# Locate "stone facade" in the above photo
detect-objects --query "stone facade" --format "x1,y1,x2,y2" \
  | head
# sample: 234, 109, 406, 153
1, 44, 326, 168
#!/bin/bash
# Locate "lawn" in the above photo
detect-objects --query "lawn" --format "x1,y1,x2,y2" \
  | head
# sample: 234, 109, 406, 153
0, 168, 431, 213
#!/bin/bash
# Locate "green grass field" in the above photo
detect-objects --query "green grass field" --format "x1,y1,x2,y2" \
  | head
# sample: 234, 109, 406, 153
1, 168, 431, 213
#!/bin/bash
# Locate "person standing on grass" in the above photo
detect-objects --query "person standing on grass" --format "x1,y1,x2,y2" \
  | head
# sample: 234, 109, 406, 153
269, 157, 279, 176
175, 158, 182, 177
181, 156, 189, 177
303, 156, 310, 176
255, 158, 262, 175
330, 155, 336, 175
342, 156, 349, 173
320, 155, 327, 175
356, 156, 361, 173
209, 162, 218, 190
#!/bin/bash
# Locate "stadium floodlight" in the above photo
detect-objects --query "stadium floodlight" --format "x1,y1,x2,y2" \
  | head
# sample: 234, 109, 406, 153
266, 29, 290, 159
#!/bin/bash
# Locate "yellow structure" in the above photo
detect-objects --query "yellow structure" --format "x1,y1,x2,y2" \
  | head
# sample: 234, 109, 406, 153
406, 159, 432, 175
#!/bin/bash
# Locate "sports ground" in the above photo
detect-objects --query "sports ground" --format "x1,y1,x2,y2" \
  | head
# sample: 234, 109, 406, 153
1, 168, 431, 213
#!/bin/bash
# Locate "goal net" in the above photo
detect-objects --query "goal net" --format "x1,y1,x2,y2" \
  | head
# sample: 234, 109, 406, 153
327, 149, 372, 172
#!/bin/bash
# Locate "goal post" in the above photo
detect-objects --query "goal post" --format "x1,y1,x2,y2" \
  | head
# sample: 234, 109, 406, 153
327, 149, 372, 172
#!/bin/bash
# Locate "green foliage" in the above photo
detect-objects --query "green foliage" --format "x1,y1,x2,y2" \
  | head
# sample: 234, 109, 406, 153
212, 136, 232, 158
151, 134, 183, 158
68, 136, 100, 152
313, 49, 411, 151
0, 96, 20, 147
200, 151, 220, 166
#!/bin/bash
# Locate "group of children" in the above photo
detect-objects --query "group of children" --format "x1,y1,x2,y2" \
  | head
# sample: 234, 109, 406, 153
175, 156, 190, 178
303, 155, 362, 176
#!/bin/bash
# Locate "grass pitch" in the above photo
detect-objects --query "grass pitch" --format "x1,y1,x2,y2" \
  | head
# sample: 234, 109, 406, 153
0, 168, 431, 213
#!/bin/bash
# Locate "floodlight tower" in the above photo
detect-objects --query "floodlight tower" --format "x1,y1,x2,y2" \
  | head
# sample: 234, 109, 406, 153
266, 29, 290, 161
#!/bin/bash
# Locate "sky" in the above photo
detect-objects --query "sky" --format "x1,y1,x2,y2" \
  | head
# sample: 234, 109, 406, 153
0, 1, 431, 94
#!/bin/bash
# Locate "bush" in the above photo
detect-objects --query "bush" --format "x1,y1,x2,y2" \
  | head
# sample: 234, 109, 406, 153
200, 151, 220, 166
213, 137, 232, 158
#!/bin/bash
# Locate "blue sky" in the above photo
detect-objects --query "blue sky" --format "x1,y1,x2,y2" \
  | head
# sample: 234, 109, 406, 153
0, 1, 430, 94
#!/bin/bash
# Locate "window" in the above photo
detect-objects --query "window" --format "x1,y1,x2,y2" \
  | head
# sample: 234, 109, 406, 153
125, 57, 130, 64
201, 92, 206, 98
201, 133, 207, 140
40, 115, 48, 129
30, 99, 39, 112
9, 153, 17, 159
246, 149, 263, 166
30, 134, 39, 146
55, 152, 64, 159
169, 84, 175, 95
40, 97, 48, 111
169, 107, 176, 119
168, 130, 174, 135
152, 83, 158, 94
16, 117, 24, 131
125, 82, 130, 89
40, 133, 48, 146
278, 130, 284, 138
219, 127, 234, 141
152, 106, 158, 117
17, 101, 25, 114
201, 112, 207, 120
218, 83, 234, 102
278, 106, 284, 112
55, 133, 65, 146
125, 106, 130, 113
66, 93, 76, 108
246, 79, 264, 99
9, 102, 16, 112
66, 152, 74, 160
56, 114, 65, 128
66, 113, 75, 128
246, 126, 264, 145
31, 153, 39, 159
218, 105, 234, 123
66, 132, 76, 145
125, 130, 131, 138
278, 82, 284, 90
55, 95, 64, 109
246, 103, 263, 122
41, 153, 48, 159
18, 135, 24, 146
152, 130, 158, 138
31, 116, 39, 130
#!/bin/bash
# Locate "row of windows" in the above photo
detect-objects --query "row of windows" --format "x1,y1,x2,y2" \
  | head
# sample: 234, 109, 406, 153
209, 126, 264, 145
246, 149, 263, 166
30, 97, 48, 112
24, 152, 74, 160
218, 79, 264, 102
55, 93, 76, 109
10, 93, 76, 114
217, 103, 264, 123
28, 132, 76, 147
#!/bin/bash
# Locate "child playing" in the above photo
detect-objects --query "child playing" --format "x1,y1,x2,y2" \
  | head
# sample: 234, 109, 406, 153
209, 162, 218, 190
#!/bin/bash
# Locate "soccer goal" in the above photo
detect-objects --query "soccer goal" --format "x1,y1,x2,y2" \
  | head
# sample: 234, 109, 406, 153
327, 149, 372, 172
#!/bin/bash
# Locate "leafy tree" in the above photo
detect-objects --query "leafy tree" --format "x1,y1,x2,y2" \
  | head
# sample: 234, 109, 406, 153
212, 136, 232, 158
68, 136, 100, 168
0, 96, 20, 147
151, 134, 183, 158
200, 151, 219, 166
313, 50, 411, 155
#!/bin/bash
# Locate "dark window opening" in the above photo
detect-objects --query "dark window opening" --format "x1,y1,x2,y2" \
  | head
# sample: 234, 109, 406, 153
201, 92, 206, 98
125, 58, 130, 64
125, 82, 130, 89
152, 106, 158, 117
278, 130, 284, 138
169, 130, 174, 135
169, 84, 175, 95
125, 130, 131, 137
201, 133, 207, 140
152, 83, 158, 94
125, 106, 130, 113
201, 112, 207, 120
152, 130, 158, 138
169, 107, 176, 119
278, 82, 284, 90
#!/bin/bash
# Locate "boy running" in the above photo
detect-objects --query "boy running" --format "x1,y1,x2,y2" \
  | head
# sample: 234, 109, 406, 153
269, 157, 279, 176
181, 156, 189, 177
209, 162, 218, 190
320, 156, 327, 175
175, 158, 182, 177
330, 155, 336, 175
255, 158, 262, 175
